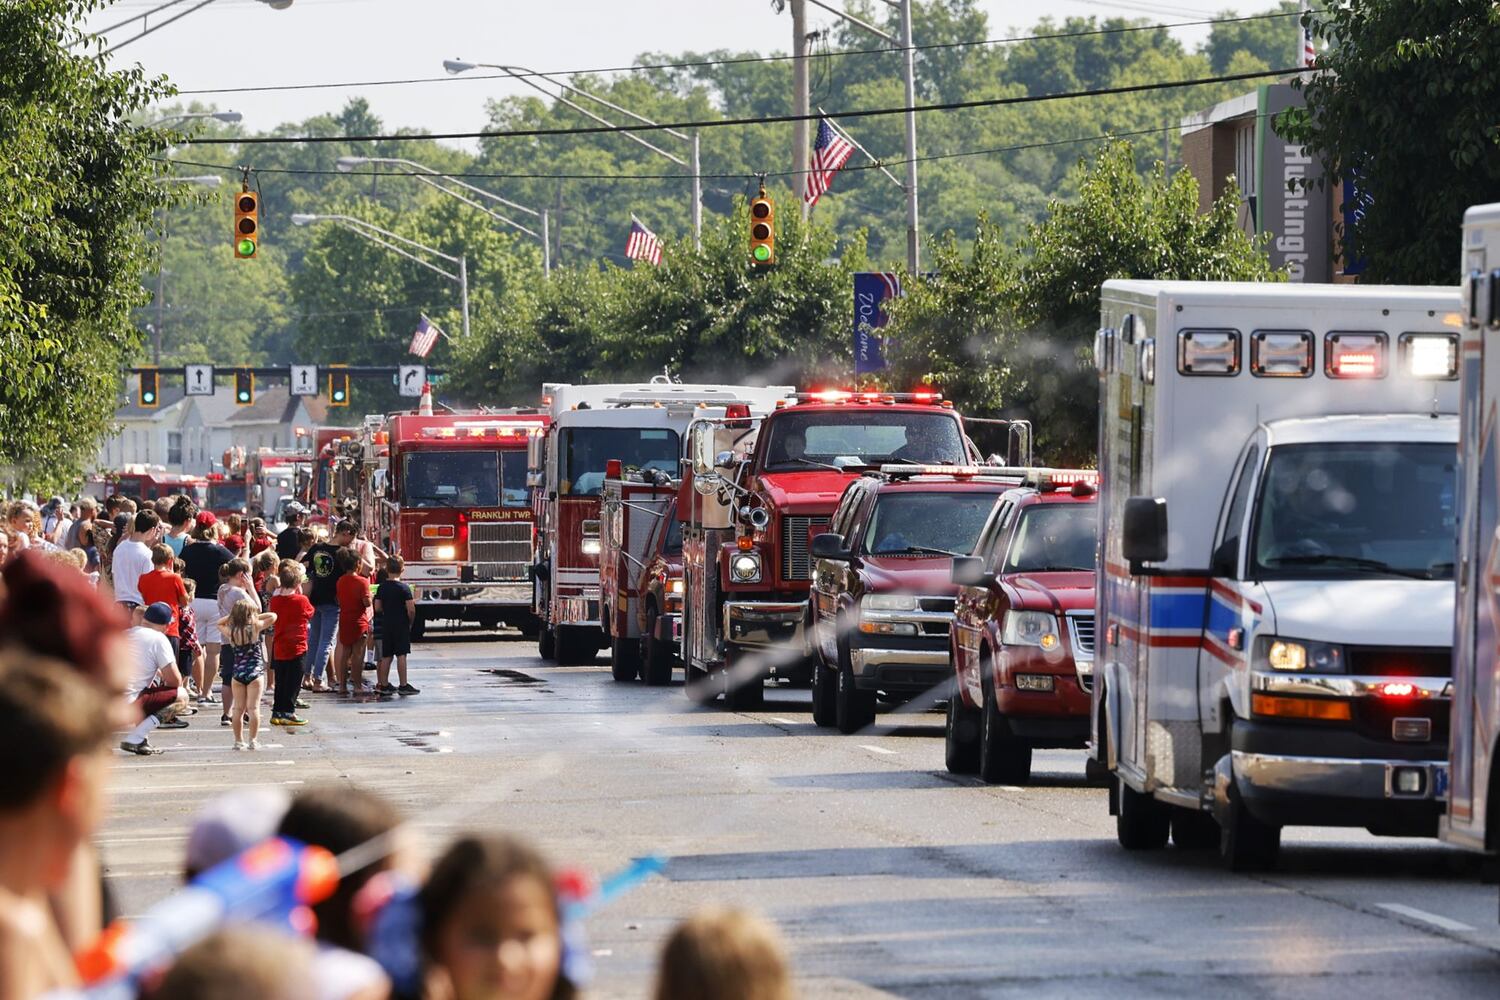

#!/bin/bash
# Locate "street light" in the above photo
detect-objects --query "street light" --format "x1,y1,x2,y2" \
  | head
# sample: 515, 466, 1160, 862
445, 59, 703, 249
335, 155, 551, 276
292, 213, 469, 339
147, 174, 223, 364
92, 1, 292, 54
148, 110, 243, 128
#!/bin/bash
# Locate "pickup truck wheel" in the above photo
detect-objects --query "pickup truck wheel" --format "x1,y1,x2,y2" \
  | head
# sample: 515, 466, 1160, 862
1219, 782, 1280, 871
641, 604, 673, 686
538, 624, 555, 660
835, 645, 876, 734
1170, 808, 1220, 850
1116, 776, 1171, 849
978, 679, 1031, 784
945, 690, 981, 774
610, 634, 641, 682
811, 660, 837, 727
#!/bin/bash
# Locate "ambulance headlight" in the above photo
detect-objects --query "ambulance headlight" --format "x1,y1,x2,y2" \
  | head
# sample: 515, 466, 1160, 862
730, 551, 761, 583
1002, 610, 1061, 651
1256, 636, 1344, 672
1400, 333, 1458, 380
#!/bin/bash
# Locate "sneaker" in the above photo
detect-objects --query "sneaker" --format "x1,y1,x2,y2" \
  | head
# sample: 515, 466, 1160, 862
376, 683, 398, 696
179, 706, 198, 716
269, 715, 287, 726
294, 698, 310, 709
233, 740, 247, 751
279, 714, 308, 727
220, 715, 231, 727
398, 683, 420, 696
249, 738, 262, 750
158, 717, 189, 730
120, 740, 163, 756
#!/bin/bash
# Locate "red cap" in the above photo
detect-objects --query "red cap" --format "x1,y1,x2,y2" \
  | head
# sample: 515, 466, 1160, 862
195, 511, 218, 528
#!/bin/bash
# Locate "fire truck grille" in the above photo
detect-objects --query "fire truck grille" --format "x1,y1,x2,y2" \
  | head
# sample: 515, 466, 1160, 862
781, 516, 831, 581
469, 522, 531, 581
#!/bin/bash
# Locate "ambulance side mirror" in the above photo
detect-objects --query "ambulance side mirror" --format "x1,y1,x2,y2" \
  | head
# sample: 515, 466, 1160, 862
1122, 497, 1168, 573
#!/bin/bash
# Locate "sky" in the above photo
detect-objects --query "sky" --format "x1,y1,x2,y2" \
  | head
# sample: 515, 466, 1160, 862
82, 0, 1226, 147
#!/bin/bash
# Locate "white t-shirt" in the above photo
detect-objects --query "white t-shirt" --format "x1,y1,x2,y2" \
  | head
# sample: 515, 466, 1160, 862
124, 625, 176, 700
112, 539, 154, 605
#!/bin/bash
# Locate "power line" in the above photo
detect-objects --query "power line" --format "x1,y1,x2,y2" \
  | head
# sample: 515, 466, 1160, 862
176, 65, 1307, 146
168, 9, 1306, 97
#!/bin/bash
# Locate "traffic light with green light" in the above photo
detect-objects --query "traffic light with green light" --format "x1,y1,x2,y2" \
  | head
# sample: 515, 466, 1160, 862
749, 188, 775, 266
235, 369, 254, 405
138, 368, 159, 408
234, 189, 258, 259
328, 366, 349, 407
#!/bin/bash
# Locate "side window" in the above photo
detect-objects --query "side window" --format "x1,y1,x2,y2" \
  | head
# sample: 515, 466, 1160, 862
844, 488, 879, 551
983, 500, 1015, 568
829, 483, 863, 538
1214, 445, 1260, 577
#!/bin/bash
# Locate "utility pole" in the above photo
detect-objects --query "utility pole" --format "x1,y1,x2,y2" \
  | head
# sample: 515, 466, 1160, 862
792, 0, 810, 219
898, 0, 919, 272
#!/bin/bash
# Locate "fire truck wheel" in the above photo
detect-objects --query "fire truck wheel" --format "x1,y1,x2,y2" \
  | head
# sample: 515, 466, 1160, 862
684, 663, 715, 705
517, 615, 543, 639
642, 606, 673, 686
945, 692, 980, 775
409, 611, 426, 641
1170, 808, 1220, 850
723, 660, 765, 711
1116, 777, 1170, 850
555, 628, 597, 666
538, 625, 556, 661
610, 634, 641, 682
978, 680, 1031, 784
811, 661, 837, 728
834, 648, 876, 734
1219, 782, 1280, 871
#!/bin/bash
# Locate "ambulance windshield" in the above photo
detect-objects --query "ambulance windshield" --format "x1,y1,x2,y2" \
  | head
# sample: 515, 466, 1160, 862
1252, 442, 1456, 580
761, 411, 966, 471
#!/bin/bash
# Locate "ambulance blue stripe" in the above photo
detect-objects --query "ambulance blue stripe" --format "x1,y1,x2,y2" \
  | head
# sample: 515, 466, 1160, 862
1148, 592, 1207, 631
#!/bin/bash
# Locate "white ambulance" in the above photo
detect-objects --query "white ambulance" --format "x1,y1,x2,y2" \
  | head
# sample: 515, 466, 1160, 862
1094, 280, 1462, 870
1444, 205, 1500, 860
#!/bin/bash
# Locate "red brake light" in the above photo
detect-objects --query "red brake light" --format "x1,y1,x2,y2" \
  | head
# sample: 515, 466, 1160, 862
606, 459, 623, 480
1375, 682, 1417, 698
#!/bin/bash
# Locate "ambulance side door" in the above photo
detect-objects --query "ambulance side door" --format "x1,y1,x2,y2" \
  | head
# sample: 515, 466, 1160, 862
1202, 435, 1264, 734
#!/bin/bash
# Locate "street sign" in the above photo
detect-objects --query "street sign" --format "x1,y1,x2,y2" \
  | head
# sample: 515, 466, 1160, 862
184, 364, 215, 396
398, 364, 426, 397
290, 364, 319, 397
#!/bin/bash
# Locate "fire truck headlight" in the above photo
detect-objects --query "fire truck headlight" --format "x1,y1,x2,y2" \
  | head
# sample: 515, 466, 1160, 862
1001, 610, 1061, 651
730, 551, 762, 583
669, 579, 684, 595
1256, 636, 1344, 672
421, 545, 458, 561
581, 537, 602, 556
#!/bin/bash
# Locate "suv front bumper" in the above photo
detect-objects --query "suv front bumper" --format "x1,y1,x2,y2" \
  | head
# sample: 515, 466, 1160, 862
849, 645, 949, 693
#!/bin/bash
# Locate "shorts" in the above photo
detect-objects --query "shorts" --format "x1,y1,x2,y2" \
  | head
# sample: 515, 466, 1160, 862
192, 598, 223, 644
337, 620, 371, 648
132, 684, 177, 719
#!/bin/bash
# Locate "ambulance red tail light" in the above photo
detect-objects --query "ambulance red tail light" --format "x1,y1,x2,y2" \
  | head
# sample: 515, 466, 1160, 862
1325, 332, 1388, 378
1399, 333, 1459, 380
1251, 330, 1314, 378
1177, 330, 1240, 376
606, 459, 623, 480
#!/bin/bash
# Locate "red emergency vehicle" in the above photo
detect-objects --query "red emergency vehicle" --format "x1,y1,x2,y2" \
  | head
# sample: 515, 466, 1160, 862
599, 465, 679, 682
106, 466, 208, 507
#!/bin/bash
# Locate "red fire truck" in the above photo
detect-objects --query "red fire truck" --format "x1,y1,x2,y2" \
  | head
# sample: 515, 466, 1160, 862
364, 408, 547, 638
107, 466, 208, 507
529, 381, 792, 666
305, 428, 358, 527
679, 390, 983, 709
599, 465, 679, 682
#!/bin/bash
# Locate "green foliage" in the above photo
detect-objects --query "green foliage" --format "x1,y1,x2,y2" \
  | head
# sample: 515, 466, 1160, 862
1204, 3, 1300, 73
0, 0, 174, 491
883, 142, 1280, 464
1277, 0, 1500, 284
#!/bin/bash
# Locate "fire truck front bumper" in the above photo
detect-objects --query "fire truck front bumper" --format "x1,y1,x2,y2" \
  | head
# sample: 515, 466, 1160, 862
724, 600, 806, 649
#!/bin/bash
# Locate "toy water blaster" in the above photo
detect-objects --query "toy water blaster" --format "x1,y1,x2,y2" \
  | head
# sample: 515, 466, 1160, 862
46, 837, 339, 1000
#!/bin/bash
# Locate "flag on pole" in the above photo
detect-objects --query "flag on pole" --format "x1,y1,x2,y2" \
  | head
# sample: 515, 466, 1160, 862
408, 315, 442, 358
625, 215, 663, 266
804, 117, 857, 208
1299, 0, 1315, 68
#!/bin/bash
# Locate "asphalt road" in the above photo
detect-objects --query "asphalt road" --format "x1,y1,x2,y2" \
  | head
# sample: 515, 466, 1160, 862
101, 631, 1500, 998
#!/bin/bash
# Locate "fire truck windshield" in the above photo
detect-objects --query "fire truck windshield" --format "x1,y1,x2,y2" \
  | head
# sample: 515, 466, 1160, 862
1003, 504, 1098, 573
562, 428, 680, 496
761, 411, 965, 471
208, 482, 247, 510
1251, 442, 1456, 581
864, 491, 999, 556
404, 451, 501, 508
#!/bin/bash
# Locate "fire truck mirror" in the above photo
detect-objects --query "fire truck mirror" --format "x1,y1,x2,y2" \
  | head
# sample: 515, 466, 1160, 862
371, 470, 388, 499
690, 422, 719, 482
1122, 496, 1169, 571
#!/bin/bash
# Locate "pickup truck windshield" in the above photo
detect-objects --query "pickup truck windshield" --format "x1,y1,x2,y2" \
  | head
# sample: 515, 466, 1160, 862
1004, 503, 1098, 573
404, 451, 500, 508
1252, 441, 1456, 580
563, 427, 680, 496
864, 491, 998, 556
761, 411, 966, 472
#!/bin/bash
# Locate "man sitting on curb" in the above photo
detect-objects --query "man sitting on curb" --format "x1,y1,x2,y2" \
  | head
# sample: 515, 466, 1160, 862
120, 602, 190, 756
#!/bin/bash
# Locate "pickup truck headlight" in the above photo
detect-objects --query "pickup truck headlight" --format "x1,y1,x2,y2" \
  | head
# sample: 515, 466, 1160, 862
863, 594, 918, 612
730, 551, 762, 583
1001, 610, 1061, 650
1255, 636, 1344, 672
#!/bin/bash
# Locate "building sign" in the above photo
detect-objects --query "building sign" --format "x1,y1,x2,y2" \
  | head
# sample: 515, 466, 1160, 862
1256, 84, 1330, 283
853, 272, 902, 374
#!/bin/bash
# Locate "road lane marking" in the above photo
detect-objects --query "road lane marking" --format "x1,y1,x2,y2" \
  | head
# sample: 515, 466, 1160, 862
771, 717, 797, 725
858, 744, 897, 755
111, 780, 304, 794
1376, 903, 1474, 932
114, 759, 295, 769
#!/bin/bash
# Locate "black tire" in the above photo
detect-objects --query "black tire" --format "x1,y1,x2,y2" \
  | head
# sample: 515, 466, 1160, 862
978, 679, 1032, 785
610, 633, 641, 682
945, 690, 981, 775
834, 644, 876, 734
641, 604, 673, 686
1116, 776, 1171, 849
723, 649, 765, 710
1084, 755, 1112, 787
538, 623, 555, 660
409, 610, 426, 641
555, 628, 596, 667
684, 662, 715, 705
517, 614, 543, 640
1170, 808, 1220, 850
1219, 783, 1281, 871
811, 660, 838, 728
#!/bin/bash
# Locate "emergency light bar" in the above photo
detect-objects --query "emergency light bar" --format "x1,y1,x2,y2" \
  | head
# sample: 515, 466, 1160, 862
791, 390, 945, 405
1325, 332, 1388, 378
878, 464, 1023, 481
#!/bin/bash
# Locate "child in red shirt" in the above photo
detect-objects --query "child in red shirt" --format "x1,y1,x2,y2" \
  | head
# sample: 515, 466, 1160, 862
137, 543, 189, 651
268, 561, 313, 727
333, 547, 372, 695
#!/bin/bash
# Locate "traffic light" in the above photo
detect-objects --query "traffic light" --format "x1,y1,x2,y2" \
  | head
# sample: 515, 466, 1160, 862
328, 365, 349, 407
234, 369, 254, 405
234, 188, 258, 259
138, 368, 159, 408
749, 188, 775, 266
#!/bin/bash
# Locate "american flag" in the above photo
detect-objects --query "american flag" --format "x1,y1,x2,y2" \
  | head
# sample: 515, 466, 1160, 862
625, 215, 663, 266
1299, 0, 1315, 68
408, 315, 441, 358
804, 117, 856, 207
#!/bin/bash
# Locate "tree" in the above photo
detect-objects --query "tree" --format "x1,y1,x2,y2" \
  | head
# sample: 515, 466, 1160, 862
1277, 1, 1500, 284
0, 0, 174, 491
882, 142, 1280, 463
1204, 2, 1300, 73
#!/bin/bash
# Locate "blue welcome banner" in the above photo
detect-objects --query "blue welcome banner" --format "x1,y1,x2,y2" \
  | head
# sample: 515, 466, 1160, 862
853, 272, 901, 374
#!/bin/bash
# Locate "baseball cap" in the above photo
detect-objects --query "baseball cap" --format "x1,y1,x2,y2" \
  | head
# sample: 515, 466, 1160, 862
195, 511, 218, 528
284, 502, 305, 516
143, 602, 174, 626
185, 786, 292, 877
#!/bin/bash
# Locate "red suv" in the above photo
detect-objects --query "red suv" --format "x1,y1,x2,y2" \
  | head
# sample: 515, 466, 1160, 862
945, 474, 1098, 784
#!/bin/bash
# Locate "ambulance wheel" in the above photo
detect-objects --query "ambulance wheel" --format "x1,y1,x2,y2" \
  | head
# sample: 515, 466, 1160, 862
685, 663, 715, 705
1116, 778, 1170, 850
1170, 808, 1221, 850
811, 661, 837, 728
1219, 783, 1280, 871
538, 624, 555, 660
978, 679, 1031, 785
945, 690, 981, 775
641, 605, 673, 686
610, 634, 641, 682
835, 645, 876, 734
1084, 755, 1112, 787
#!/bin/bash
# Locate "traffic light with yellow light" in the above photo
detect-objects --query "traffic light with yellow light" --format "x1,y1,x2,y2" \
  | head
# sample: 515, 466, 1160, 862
328, 366, 349, 407
749, 188, 775, 266
234, 188, 259, 259
234, 369, 254, 405
138, 368, 159, 408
